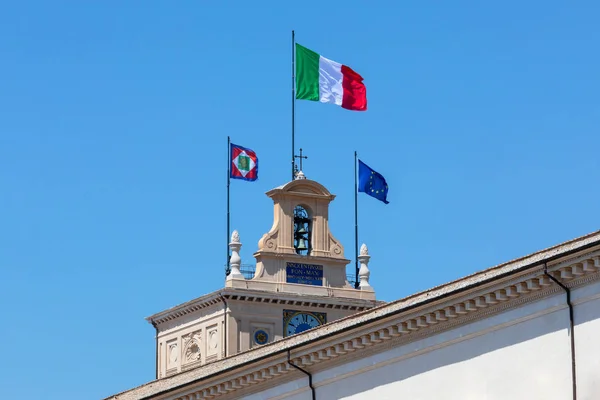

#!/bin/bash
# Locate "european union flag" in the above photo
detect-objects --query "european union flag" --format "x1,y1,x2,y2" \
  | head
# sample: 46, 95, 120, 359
358, 160, 389, 204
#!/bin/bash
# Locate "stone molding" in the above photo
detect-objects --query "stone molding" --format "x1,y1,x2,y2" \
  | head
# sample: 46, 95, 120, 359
109, 234, 600, 400
265, 179, 335, 201
148, 294, 224, 326
273, 302, 571, 400
313, 284, 600, 392
138, 252, 600, 400
148, 290, 380, 327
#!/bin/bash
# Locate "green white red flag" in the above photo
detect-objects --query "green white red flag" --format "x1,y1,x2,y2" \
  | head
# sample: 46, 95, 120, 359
295, 43, 367, 111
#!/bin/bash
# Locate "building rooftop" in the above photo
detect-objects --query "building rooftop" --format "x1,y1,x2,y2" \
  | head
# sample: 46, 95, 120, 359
106, 229, 600, 400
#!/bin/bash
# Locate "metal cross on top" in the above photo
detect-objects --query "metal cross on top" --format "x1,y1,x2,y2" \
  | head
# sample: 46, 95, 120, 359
294, 148, 308, 171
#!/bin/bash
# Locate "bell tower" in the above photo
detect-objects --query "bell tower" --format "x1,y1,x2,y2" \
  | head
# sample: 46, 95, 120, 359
147, 175, 379, 378
226, 174, 373, 300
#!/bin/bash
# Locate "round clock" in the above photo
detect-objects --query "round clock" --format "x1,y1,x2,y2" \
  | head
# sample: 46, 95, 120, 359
285, 312, 323, 336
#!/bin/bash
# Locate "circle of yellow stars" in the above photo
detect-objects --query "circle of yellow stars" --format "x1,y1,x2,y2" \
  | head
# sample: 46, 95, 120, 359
369, 171, 388, 195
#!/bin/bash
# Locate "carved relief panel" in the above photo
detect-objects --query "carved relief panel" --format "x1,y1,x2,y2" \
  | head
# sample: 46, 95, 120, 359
182, 330, 202, 370
166, 339, 178, 375
206, 324, 220, 362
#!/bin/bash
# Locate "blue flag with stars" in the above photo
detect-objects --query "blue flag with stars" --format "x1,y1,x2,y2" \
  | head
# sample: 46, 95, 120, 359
358, 160, 389, 204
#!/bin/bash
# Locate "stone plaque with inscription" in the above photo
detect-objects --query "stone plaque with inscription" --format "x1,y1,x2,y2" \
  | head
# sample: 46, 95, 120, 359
286, 262, 323, 286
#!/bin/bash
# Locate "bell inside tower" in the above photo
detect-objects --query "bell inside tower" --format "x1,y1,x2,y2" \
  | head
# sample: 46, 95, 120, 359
293, 205, 311, 255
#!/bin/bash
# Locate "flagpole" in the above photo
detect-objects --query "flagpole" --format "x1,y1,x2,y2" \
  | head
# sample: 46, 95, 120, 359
291, 29, 296, 180
226, 136, 231, 276
354, 151, 359, 289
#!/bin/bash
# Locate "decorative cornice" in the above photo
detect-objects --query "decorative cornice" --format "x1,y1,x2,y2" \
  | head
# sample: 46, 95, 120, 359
147, 289, 381, 326
108, 232, 600, 400
308, 301, 570, 395
165, 253, 600, 400
225, 293, 378, 311
266, 179, 335, 201
146, 292, 225, 326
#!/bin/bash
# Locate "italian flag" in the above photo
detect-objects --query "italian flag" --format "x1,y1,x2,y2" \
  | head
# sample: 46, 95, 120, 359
295, 43, 367, 111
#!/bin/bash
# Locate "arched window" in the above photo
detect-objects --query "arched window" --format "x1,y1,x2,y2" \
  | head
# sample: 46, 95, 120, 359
293, 205, 311, 255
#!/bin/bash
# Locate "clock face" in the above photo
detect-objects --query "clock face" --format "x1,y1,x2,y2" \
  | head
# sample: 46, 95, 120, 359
283, 310, 326, 337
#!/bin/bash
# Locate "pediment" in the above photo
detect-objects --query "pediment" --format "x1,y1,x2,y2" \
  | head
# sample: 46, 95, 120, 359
267, 179, 335, 200
292, 185, 320, 194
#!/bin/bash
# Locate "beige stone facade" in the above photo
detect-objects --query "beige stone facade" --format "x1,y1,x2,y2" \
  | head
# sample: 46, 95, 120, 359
146, 178, 379, 379
106, 177, 600, 400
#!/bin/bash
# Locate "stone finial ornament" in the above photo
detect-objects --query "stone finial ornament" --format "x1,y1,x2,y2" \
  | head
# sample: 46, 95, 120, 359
295, 170, 306, 180
227, 230, 244, 280
360, 243, 368, 256
358, 243, 373, 291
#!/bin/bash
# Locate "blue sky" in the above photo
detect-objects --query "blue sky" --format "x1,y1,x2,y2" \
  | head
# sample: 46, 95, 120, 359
1, 1, 599, 398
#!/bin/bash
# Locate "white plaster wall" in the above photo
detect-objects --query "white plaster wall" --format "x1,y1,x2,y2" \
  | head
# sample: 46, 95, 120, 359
326, 312, 570, 400
243, 378, 307, 400
573, 279, 600, 400
248, 292, 575, 400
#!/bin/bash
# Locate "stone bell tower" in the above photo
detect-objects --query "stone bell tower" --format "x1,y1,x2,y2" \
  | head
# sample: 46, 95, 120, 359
146, 174, 379, 378
227, 174, 375, 299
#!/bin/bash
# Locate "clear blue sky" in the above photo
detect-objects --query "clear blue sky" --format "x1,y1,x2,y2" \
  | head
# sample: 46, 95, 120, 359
1, 1, 599, 398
